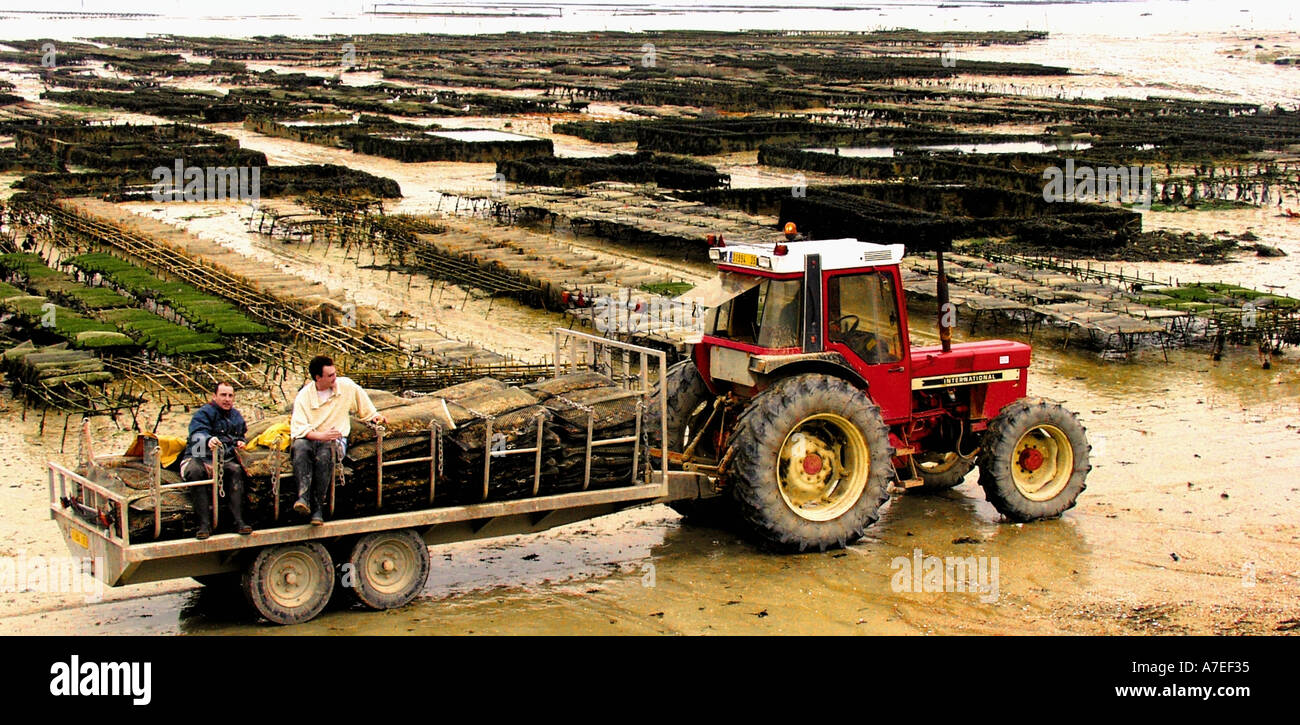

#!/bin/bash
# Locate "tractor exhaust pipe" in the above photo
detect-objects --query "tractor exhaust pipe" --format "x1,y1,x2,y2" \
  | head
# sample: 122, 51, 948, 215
936, 250, 952, 353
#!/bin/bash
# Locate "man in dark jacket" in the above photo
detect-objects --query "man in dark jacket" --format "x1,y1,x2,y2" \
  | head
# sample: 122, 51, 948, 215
182, 381, 251, 538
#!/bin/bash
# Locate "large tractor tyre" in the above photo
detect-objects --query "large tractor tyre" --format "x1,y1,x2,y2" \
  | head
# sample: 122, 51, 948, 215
647, 358, 715, 461
911, 451, 977, 492
242, 543, 335, 625
726, 374, 894, 552
344, 529, 431, 610
977, 398, 1090, 522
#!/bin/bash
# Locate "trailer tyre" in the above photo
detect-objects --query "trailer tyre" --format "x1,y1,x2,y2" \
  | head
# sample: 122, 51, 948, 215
978, 397, 1090, 522
345, 529, 431, 610
727, 374, 893, 552
242, 543, 335, 625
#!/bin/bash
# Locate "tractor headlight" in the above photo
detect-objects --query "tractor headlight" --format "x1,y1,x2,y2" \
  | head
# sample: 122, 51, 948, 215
708, 248, 722, 261
757, 256, 772, 269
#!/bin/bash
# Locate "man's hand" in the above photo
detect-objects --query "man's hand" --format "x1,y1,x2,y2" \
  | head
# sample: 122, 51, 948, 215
309, 429, 344, 441
208, 438, 220, 450
371, 414, 387, 426
236, 440, 246, 450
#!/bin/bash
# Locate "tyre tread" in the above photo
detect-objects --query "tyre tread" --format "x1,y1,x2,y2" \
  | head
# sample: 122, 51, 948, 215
726, 374, 894, 552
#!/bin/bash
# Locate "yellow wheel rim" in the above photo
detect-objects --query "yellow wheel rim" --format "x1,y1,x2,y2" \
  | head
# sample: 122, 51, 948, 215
1010, 424, 1074, 501
776, 413, 869, 522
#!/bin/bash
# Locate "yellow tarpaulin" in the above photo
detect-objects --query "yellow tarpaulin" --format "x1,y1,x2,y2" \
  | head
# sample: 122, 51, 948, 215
245, 422, 292, 451
123, 434, 187, 467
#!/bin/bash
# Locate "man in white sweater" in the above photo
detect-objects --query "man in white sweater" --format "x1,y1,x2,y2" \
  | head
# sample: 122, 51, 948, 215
290, 355, 387, 525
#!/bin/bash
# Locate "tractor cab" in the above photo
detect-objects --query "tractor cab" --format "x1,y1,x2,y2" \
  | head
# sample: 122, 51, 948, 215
684, 235, 914, 422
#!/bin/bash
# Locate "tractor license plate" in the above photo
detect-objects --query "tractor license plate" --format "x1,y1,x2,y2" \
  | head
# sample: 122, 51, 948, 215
69, 528, 89, 550
730, 252, 758, 267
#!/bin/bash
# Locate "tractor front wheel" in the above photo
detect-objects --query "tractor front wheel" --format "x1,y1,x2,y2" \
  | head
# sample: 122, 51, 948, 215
912, 451, 976, 492
978, 398, 1090, 521
647, 358, 716, 461
726, 374, 893, 552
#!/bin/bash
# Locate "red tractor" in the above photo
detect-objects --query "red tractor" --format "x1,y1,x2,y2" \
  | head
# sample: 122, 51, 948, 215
653, 234, 1091, 551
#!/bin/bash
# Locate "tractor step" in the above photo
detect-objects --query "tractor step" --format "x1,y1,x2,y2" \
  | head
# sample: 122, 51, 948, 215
898, 477, 926, 489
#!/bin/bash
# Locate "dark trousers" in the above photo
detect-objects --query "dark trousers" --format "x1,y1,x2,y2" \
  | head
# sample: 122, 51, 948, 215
292, 438, 338, 514
182, 457, 247, 530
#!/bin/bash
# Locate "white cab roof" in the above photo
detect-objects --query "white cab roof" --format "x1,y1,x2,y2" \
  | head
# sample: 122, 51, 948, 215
713, 238, 905, 274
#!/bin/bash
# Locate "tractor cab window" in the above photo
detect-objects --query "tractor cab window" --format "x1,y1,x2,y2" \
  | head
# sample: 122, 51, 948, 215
705, 277, 802, 349
827, 271, 903, 365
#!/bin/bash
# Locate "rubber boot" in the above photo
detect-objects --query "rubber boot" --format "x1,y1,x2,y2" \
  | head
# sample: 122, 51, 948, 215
187, 483, 212, 540
309, 443, 333, 526
291, 439, 313, 518
226, 468, 252, 535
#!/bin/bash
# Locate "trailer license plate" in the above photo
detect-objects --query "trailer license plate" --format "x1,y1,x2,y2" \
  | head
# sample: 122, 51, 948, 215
730, 252, 758, 267
69, 528, 89, 550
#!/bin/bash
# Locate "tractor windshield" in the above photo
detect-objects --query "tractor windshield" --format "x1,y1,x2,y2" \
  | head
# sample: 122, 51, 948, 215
702, 276, 803, 349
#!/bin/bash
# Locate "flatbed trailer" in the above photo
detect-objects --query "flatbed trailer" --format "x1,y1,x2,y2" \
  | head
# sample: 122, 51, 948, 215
48, 330, 712, 624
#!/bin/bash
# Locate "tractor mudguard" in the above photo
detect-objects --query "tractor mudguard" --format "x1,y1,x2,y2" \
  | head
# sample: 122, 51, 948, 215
747, 351, 869, 391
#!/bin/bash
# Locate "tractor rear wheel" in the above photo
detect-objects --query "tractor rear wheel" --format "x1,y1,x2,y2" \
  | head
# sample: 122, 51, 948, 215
978, 398, 1090, 522
726, 374, 893, 552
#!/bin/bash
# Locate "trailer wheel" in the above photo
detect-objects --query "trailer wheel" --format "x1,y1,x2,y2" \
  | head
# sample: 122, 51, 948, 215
912, 451, 976, 491
242, 543, 335, 625
727, 374, 893, 552
345, 529, 430, 610
978, 398, 1090, 522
